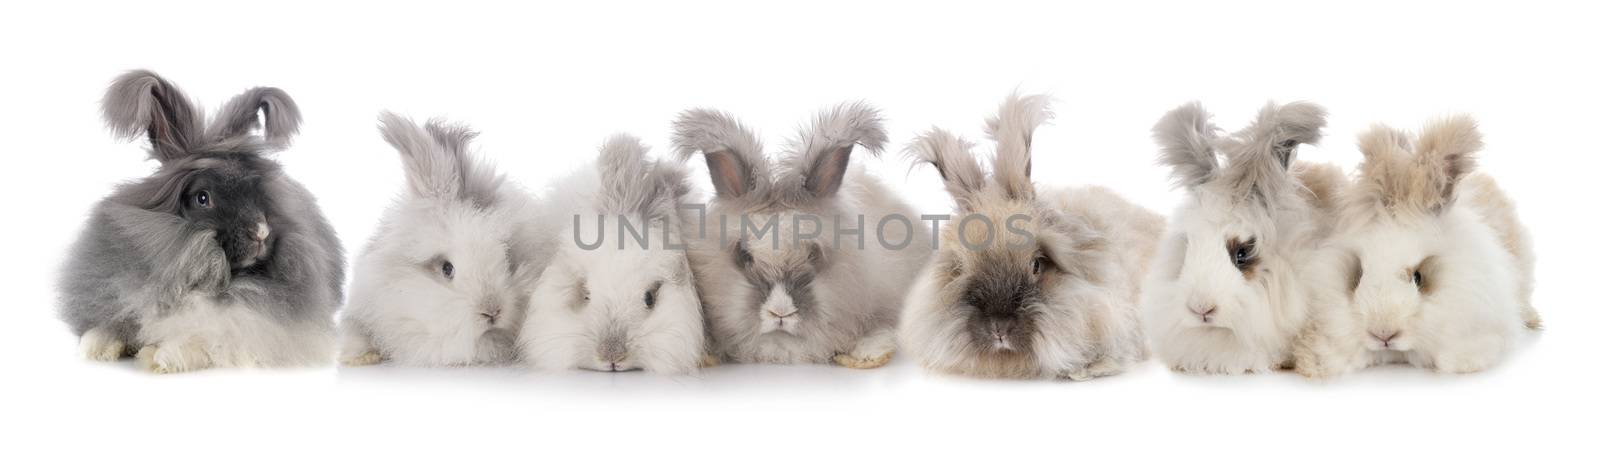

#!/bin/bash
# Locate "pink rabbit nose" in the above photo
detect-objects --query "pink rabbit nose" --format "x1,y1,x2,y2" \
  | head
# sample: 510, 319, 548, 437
1370, 330, 1400, 348
254, 222, 271, 241
1188, 301, 1217, 323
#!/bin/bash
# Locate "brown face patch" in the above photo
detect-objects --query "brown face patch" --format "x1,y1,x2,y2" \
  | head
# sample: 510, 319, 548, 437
1225, 236, 1260, 279
1346, 255, 1363, 297
1410, 256, 1438, 296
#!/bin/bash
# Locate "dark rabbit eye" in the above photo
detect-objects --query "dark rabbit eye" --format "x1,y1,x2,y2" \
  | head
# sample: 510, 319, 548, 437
1412, 270, 1423, 288
441, 261, 455, 279
1031, 256, 1049, 276
1228, 238, 1257, 271
644, 289, 656, 309
193, 190, 212, 208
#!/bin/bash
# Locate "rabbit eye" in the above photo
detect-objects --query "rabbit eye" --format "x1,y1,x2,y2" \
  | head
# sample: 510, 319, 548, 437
441, 261, 455, 279
193, 190, 213, 209
644, 289, 656, 309
1031, 256, 1050, 276
1227, 238, 1257, 272
1411, 270, 1423, 287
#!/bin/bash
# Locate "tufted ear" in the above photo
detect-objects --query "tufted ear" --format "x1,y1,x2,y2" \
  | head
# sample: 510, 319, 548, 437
378, 111, 504, 206
1356, 116, 1481, 215
1222, 101, 1327, 207
101, 70, 203, 163
984, 93, 1052, 201
597, 134, 684, 220
672, 108, 769, 200
1152, 102, 1220, 189
905, 127, 984, 211
209, 86, 302, 148
784, 101, 888, 199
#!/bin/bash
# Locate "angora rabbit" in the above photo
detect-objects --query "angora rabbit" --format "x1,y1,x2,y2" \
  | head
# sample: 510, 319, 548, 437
57, 70, 344, 373
898, 94, 1163, 380
1294, 116, 1538, 377
1142, 101, 1349, 374
520, 135, 705, 374
672, 102, 932, 368
339, 113, 553, 366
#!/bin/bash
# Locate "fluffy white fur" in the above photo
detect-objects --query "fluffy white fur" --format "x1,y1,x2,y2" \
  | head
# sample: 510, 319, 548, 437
1142, 101, 1348, 374
1294, 116, 1537, 377
899, 94, 1164, 379
520, 135, 706, 374
339, 113, 554, 366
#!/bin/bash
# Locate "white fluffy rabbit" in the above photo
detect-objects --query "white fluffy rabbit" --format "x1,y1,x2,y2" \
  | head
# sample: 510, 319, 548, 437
898, 94, 1164, 380
1294, 116, 1538, 377
340, 113, 553, 366
1142, 101, 1349, 374
520, 135, 706, 374
672, 102, 932, 368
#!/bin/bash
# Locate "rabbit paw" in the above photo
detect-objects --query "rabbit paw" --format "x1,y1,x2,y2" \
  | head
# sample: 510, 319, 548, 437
699, 353, 722, 368
1062, 358, 1126, 381
340, 350, 383, 367
79, 327, 128, 361
136, 342, 212, 374
833, 351, 893, 369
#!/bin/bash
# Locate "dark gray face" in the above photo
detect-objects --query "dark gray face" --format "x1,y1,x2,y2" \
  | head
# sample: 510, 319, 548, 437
731, 240, 823, 329
168, 154, 278, 270
961, 251, 1052, 355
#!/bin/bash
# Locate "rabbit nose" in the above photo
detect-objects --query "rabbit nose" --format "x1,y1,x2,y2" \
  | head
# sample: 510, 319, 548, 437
766, 308, 798, 318
1370, 330, 1400, 348
1188, 301, 1218, 323
479, 307, 501, 324
254, 222, 270, 241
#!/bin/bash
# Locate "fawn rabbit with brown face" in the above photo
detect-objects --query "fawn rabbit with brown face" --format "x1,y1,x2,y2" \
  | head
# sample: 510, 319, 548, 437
673, 102, 932, 368
1294, 116, 1539, 377
899, 94, 1163, 380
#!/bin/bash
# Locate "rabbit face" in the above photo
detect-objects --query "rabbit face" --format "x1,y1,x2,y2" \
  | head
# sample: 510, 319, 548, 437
532, 222, 702, 373
726, 214, 827, 337
1155, 192, 1281, 338
1341, 223, 1436, 352
382, 203, 524, 339
168, 155, 278, 270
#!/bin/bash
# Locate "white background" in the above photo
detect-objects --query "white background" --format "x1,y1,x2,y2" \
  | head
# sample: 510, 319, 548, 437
2, 1, 1595, 452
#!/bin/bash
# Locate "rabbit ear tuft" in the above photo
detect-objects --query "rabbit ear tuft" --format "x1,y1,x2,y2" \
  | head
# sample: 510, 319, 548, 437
786, 101, 888, 199
378, 111, 502, 206
672, 108, 769, 200
984, 93, 1052, 201
1355, 116, 1482, 215
210, 87, 302, 148
101, 70, 203, 162
1151, 102, 1220, 189
904, 127, 985, 210
597, 134, 680, 219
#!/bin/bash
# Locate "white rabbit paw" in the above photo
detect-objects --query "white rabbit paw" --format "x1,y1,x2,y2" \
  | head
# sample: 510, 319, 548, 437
79, 327, 128, 361
136, 342, 213, 374
340, 350, 384, 367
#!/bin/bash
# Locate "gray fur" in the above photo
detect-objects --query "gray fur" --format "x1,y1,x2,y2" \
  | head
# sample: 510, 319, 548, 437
779, 101, 888, 198
671, 108, 770, 199
984, 93, 1052, 201
1152, 102, 1221, 189
59, 70, 343, 369
377, 111, 505, 208
1220, 101, 1326, 209
208, 87, 302, 148
597, 134, 689, 219
904, 127, 985, 209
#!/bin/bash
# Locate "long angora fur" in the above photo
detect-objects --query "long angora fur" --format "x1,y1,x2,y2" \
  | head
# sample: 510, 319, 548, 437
58, 70, 344, 373
1142, 101, 1350, 374
672, 102, 932, 368
899, 94, 1164, 380
1293, 116, 1538, 377
339, 113, 556, 367
519, 135, 706, 374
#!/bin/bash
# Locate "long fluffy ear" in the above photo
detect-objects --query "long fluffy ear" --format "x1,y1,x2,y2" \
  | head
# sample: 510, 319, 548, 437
597, 134, 680, 218
1414, 115, 1482, 208
1222, 101, 1327, 206
1152, 102, 1220, 189
101, 70, 202, 162
904, 127, 984, 210
378, 111, 502, 206
1357, 117, 1482, 215
209, 87, 302, 148
672, 108, 769, 199
984, 93, 1052, 201
784, 101, 888, 199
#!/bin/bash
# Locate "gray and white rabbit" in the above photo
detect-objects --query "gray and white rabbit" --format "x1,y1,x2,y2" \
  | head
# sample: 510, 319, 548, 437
58, 70, 344, 373
898, 94, 1163, 380
672, 103, 932, 368
520, 135, 706, 374
339, 113, 552, 366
